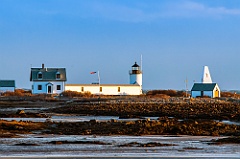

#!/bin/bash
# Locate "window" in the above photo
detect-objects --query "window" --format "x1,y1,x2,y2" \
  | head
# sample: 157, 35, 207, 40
38, 85, 42, 90
118, 87, 120, 92
38, 72, 42, 79
57, 85, 61, 90
81, 87, 84, 92
100, 87, 102, 92
56, 72, 61, 79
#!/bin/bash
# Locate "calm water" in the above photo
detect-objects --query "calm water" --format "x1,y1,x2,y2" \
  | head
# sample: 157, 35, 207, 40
1, 112, 240, 158
0, 135, 239, 158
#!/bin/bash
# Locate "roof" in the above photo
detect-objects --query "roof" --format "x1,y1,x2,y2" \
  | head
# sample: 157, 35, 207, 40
191, 83, 218, 91
132, 62, 140, 67
30, 67, 67, 81
0, 80, 15, 87
66, 83, 140, 87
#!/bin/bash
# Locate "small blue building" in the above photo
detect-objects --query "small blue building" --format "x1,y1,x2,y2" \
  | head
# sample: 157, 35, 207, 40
0, 80, 15, 93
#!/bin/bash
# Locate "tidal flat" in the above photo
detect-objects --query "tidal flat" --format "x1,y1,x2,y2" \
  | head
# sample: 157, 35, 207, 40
0, 96, 240, 158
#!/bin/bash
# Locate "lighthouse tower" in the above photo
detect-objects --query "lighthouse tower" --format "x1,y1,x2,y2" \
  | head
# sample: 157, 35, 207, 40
129, 62, 142, 86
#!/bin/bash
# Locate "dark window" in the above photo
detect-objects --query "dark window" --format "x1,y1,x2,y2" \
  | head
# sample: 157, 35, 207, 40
38, 85, 42, 90
100, 87, 102, 92
81, 87, 84, 92
56, 73, 61, 79
118, 87, 120, 92
57, 85, 61, 90
38, 72, 42, 79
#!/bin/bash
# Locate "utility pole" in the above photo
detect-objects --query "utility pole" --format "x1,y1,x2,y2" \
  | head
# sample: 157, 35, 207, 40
185, 77, 188, 97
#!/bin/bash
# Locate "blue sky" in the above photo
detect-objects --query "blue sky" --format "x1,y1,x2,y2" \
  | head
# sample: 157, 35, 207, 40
1, 0, 240, 90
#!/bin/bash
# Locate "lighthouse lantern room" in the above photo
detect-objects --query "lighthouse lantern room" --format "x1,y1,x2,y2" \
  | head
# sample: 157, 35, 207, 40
129, 62, 142, 86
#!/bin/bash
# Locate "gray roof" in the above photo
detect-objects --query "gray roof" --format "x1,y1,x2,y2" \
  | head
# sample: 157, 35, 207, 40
191, 83, 218, 91
30, 68, 66, 81
0, 80, 15, 87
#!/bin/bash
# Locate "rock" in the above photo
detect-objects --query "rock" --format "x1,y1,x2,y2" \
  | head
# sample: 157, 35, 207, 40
45, 119, 52, 123
16, 109, 25, 115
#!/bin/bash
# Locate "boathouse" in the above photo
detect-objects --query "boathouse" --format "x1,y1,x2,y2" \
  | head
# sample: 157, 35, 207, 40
191, 83, 220, 98
191, 66, 220, 98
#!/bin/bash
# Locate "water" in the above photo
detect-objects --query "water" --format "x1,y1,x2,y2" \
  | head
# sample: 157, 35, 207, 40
1, 115, 240, 126
1, 113, 240, 158
0, 135, 239, 158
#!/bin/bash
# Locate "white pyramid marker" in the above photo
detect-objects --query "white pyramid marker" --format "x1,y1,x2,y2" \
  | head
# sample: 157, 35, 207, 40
202, 66, 212, 83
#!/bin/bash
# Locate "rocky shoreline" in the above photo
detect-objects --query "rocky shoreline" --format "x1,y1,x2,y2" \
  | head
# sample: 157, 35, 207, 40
1, 116, 240, 138
0, 97, 240, 145
47, 117, 240, 136
49, 100, 240, 121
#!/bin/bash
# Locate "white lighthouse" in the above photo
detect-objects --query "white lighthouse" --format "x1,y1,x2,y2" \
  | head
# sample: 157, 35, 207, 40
129, 62, 142, 86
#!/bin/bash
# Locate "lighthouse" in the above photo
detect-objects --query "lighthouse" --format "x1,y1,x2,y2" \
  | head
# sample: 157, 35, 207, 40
129, 62, 142, 86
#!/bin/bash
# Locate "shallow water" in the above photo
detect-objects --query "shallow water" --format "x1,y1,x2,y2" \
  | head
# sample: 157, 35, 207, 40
0, 135, 239, 158
1, 114, 240, 158
1, 115, 240, 126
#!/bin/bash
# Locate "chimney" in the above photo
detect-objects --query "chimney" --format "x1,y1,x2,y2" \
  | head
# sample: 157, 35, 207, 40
42, 64, 44, 69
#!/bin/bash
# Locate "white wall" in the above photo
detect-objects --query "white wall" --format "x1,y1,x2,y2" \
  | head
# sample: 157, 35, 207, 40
65, 84, 142, 95
130, 74, 142, 86
32, 81, 65, 94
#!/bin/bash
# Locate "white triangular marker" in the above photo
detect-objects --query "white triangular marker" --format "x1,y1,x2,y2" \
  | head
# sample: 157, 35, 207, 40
202, 66, 212, 83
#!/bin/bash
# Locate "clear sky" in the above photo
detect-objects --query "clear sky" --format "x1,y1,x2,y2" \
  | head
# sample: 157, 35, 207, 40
1, 0, 240, 90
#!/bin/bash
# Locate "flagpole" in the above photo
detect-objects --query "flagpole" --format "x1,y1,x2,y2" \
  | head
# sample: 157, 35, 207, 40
98, 71, 100, 95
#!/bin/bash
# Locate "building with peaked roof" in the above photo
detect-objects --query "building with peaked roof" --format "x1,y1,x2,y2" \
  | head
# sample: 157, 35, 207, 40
30, 64, 67, 94
191, 83, 220, 98
65, 62, 142, 95
191, 66, 220, 98
0, 80, 15, 93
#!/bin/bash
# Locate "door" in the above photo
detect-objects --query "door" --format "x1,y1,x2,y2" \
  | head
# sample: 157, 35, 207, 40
214, 89, 219, 98
47, 85, 52, 94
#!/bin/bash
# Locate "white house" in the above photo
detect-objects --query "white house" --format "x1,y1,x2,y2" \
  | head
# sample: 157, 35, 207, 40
191, 83, 220, 98
65, 62, 143, 95
0, 80, 15, 93
30, 64, 67, 94
191, 66, 221, 98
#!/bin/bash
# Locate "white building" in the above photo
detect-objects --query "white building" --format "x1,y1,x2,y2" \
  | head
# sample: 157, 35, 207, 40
30, 64, 67, 94
0, 80, 15, 93
191, 66, 221, 98
65, 62, 143, 95
65, 84, 141, 95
